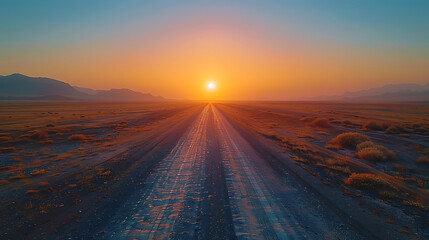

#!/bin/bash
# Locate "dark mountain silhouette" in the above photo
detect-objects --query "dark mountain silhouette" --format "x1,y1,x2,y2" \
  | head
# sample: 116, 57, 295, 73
0, 73, 88, 98
0, 73, 165, 101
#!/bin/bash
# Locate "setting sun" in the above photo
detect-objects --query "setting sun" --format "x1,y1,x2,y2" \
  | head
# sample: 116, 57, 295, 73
207, 82, 216, 91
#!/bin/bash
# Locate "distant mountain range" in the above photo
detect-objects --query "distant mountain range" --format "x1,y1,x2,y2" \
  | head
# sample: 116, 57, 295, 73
1, 73, 427, 102
0, 73, 165, 102
309, 83, 429, 102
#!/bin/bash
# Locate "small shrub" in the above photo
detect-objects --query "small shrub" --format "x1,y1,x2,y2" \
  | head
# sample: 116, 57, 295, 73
385, 126, 406, 134
356, 141, 375, 151
68, 134, 92, 141
328, 132, 370, 149
357, 145, 395, 161
415, 156, 429, 164
363, 121, 389, 131
345, 173, 392, 189
309, 118, 330, 128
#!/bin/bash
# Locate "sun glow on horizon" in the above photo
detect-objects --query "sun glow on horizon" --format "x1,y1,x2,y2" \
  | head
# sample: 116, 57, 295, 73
207, 81, 216, 91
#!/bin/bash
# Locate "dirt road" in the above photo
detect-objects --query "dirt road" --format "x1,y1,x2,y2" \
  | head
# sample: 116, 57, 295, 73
99, 104, 367, 239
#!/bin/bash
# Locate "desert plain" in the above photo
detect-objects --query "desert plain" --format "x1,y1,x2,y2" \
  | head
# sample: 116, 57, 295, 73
0, 101, 428, 239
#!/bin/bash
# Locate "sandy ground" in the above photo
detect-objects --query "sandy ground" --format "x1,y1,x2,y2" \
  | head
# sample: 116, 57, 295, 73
0, 101, 427, 239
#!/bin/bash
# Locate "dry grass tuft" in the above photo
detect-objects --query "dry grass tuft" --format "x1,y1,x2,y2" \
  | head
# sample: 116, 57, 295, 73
356, 142, 395, 161
0, 147, 16, 153
345, 173, 393, 190
385, 125, 406, 134
415, 156, 429, 164
356, 141, 375, 151
68, 134, 93, 141
309, 118, 330, 128
327, 132, 370, 149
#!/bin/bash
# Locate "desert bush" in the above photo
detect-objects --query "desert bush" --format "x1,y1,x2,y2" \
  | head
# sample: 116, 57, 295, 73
363, 121, 389, 131
0, 147, 16, 153
328, 132, 370, 149
415, 156, 429, 164
345, 173, 392, 189
309, 118, 330, 128
385, 126, 406, 134
68, 134, 92, 141
356, 141, 375, 151
357, 144, 395, 161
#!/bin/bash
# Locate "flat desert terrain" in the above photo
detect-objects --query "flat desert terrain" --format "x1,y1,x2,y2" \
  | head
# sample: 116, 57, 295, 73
0, 101, 428, 239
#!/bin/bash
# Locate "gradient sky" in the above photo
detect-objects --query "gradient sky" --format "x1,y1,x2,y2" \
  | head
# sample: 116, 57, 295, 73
1, 0, 428, 100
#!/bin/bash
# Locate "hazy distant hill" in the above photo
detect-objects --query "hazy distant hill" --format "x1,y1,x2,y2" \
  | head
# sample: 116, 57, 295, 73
0, 73, 88, 98
312, 83, 429, 102
72, 86, 103, 95
0, 73, 165, 101
94, 89, 164, 102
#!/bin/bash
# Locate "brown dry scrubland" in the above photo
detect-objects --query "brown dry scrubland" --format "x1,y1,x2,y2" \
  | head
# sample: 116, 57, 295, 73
0, 101, 428, 238
215, 101, 428, 236
0, 101, 205, 234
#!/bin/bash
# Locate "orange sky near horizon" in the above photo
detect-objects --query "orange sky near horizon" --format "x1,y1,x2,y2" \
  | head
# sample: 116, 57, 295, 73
1, 1, 428, 100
